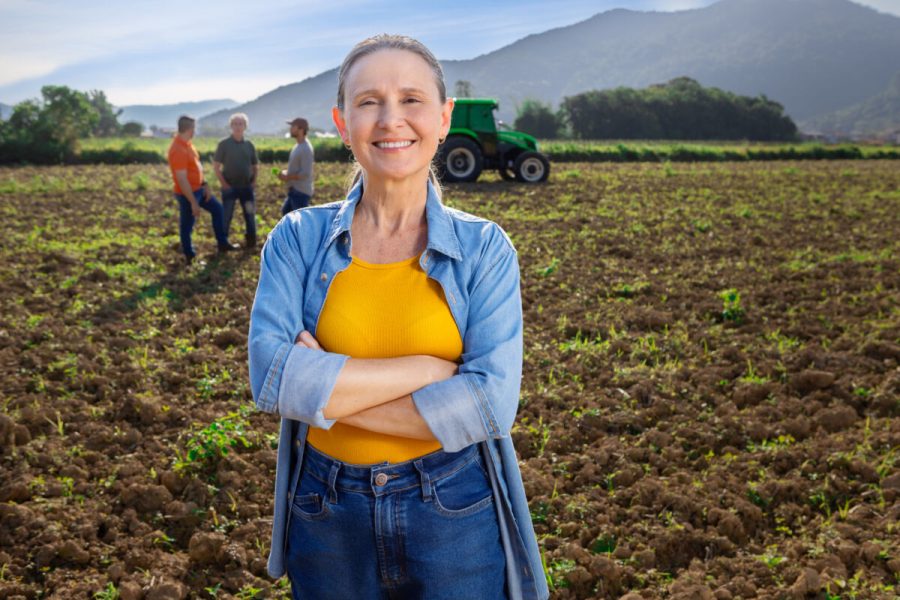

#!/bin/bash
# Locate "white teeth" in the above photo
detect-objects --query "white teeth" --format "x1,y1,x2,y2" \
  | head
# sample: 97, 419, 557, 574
375, 140, 413, 149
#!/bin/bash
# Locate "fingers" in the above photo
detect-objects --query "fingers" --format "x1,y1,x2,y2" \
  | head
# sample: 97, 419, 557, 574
295, 330, 323, 350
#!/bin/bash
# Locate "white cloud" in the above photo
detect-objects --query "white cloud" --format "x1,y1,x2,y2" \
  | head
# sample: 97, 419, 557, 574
853, 0, 900, 16
645, 0, 711, 10
0, 0, 343, 87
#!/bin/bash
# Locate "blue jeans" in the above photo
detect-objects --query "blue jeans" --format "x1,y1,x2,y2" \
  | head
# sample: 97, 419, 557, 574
282, 188, 311, 216
175, 189, 229, 258
222, 185, 257, 240
286, 443, 507, 599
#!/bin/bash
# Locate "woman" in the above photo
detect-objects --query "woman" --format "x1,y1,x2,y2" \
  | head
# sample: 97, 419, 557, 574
248, 34, 548, 600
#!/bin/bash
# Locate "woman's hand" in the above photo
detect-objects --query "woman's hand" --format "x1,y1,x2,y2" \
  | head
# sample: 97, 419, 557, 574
296, 330, 458, 383
296, 330, 323, 350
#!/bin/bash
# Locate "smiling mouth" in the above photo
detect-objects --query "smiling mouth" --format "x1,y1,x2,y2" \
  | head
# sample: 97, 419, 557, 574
374, 140, 414, 149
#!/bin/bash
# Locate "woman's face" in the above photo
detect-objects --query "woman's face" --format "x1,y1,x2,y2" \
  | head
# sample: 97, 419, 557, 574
333, 49, 453, 185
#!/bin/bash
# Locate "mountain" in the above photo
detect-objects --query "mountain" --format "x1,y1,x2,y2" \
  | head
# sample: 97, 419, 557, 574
199, 71, 337, 136
200, 0, 900, 135
119, 99, 239, 130
802, 71, 900, 137
0, 102, 11, 120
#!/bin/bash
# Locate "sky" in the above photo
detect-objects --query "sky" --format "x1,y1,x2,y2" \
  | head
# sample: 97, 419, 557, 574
1, 0, 898, 108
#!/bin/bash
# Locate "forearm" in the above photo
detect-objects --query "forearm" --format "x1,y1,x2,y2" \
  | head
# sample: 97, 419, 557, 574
322, 354, 450, 420
213, 162, 227, 186
339, 396, 436, 441
175, 173, 196, 199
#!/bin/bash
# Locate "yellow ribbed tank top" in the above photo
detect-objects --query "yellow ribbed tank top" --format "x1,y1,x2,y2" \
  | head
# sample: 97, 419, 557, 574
306, 254, 462, 464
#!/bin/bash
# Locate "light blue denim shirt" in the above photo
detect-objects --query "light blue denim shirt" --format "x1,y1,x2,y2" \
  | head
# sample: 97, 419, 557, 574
248, 180, 549, 600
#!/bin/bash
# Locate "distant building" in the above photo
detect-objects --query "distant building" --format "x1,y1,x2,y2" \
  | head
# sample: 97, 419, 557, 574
150, 125, 176, 138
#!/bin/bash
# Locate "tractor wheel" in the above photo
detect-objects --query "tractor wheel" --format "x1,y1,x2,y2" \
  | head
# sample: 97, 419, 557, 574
513, 151, 550, 183
439, 137, 483, 183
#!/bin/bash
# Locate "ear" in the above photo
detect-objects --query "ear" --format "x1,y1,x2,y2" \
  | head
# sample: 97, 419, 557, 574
332, 106, 348, 142
440, 97, 455, 140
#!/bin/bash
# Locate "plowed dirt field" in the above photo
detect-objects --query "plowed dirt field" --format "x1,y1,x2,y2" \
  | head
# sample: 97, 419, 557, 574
1, 161, 897, 599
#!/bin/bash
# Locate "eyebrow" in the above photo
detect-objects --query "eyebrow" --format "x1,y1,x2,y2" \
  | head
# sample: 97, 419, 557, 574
352, 87, 428, 100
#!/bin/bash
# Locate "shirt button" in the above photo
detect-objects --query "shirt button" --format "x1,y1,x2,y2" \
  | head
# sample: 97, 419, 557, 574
374, 473, 389, 486
320, 272, 328, 281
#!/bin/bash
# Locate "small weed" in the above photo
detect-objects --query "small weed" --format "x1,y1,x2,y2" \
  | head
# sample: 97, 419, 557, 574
719, 288, 746, 323
174, 408, 254, 473
93, 583, 119, 600
759, 545, 787, 569
537, 257, 560, 277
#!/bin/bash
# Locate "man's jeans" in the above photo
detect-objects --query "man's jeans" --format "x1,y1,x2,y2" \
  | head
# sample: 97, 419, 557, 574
175, 189, 229, 258
282, 188, 311, 216
222, 185, 257, 241
285, 443, 507, 599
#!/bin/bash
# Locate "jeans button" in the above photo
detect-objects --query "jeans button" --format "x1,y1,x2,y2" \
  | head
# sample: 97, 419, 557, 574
374, 473, 389, 486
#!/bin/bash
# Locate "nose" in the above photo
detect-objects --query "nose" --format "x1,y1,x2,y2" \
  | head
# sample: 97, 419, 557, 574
376, 100, 405, 130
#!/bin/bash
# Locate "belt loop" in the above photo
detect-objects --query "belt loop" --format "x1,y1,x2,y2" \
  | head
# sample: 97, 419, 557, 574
413, 459, 432, 502
327, 462, 340, 504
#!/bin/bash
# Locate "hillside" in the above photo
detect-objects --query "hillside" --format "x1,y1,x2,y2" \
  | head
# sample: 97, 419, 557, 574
200, 0, 900, 134
802, 71, 900, 137
118, 99, 239, 130
199, 71, 337, 136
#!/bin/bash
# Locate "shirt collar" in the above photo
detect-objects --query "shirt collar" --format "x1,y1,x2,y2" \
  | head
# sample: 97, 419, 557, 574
325, 179, 463, 261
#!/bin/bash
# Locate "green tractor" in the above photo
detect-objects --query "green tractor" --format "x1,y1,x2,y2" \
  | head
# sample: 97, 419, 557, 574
437, 98, 550, 183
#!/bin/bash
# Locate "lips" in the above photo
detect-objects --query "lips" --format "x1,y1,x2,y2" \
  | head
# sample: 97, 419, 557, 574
374, 140, 414, 149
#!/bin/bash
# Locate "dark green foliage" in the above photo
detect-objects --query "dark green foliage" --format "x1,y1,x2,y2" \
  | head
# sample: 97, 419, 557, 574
540, 142, 897, 163
0, 85, 99, 163
75, 144, 166, 165
560, 78, 799, 141
514, 99, 560, 139
121, 121, 144, 137
88, 90, 122, 137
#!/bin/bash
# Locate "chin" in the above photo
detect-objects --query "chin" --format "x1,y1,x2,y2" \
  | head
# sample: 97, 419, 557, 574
364, 161, 431, 184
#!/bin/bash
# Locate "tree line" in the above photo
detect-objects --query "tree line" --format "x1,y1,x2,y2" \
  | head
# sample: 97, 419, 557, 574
513, 77, 798, 141
0, 86, 143, 163
2, 78, 800, 164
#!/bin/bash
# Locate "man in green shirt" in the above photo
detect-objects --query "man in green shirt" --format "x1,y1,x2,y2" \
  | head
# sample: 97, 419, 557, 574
214, 113, 259, 248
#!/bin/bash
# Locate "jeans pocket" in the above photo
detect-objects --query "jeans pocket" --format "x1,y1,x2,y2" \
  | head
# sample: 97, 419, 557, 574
431, 455, 494, 518
291, 470, 331, 521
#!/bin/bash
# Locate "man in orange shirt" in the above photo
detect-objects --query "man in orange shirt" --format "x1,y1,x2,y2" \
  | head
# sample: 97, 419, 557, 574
167, 115, 238, 264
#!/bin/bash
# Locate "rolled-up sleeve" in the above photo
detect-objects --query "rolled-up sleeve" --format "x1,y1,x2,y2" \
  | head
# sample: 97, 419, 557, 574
248, 223, 347, 429
412, 234, 523, 452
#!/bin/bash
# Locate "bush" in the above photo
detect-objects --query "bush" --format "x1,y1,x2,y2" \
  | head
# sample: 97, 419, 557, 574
0, 86, 98, 164
514, 99, 560, 139
560, 78, 798, 141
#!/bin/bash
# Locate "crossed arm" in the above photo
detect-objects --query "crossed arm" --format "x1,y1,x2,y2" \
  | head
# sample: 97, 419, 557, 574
294, 331, 454, 441
249, 222, 523, 453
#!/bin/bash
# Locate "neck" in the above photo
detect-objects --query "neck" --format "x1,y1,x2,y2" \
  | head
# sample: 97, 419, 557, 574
178, 132, 192, 142
231, 134, 243, 142
356, 173, 430, 234
295, 133, 306, 143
